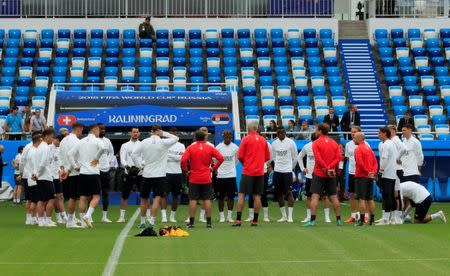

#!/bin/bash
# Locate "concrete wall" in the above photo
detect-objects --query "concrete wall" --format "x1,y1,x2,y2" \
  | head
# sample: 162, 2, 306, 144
0, 18, 339, 38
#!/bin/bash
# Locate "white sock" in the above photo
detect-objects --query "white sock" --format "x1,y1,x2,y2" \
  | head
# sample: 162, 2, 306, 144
38, 217, 44, 226
13, 198, 17, 203
161, 209, 167, 219
170, 211, 176, 220
430, 213, 440, 220
263, 207, 269, 219
199, 209, 206, 220
86, 207, 95, 218
102, 211, 108, 219
280, 207, 287, 218
288, 207, 294, 220
365, 213, 369, 219
56, 212, 62, 220
381, 210, 385, 218
61, 211, 67, 219
26, 213, 32, 221
68, 214, 74, 224
227, 210, 233, 219
120, 209, 126, 219
140, 216, 146, 225
383, 212, 391, 221
324, 208, 330, 220
248, 208, 254, 219
219, 211, 225, 220
306, 208, 311, 219
351, 212, 357, 219
46, 216, 52, 224
146, 209, 151, 218
356, 212, 360, 220
149, 216, 155, 225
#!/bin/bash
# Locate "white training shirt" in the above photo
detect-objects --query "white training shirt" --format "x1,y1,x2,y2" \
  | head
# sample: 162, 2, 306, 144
68, 134, 106, 175
270, 137, 298, 173
132, 132, 179, 178
120, 139, 142, 174
216, 142, 239, 178
13, 153, 21, 175
19, 142, 33, 179
25, 145, 39, 187
379, 139, 398, 180
345, 140, 370, 175
49, 144, 60, 180
34, 142, 53, 181
399, 136, 424, 177
166, 142, 185, 174
297, 141, 314, 179
391, 135, 406, 171
98, 136, 114, 173
400, 181, 430, 204
59, 133, 81, 176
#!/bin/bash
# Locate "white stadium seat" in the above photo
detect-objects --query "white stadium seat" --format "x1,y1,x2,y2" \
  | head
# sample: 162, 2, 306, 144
156, 57, 169, 68
316, 106, 329, 117
429, 105, 443, 118
122, 67, 135, 78
140, 48, 153, 58
240, 48, 253, 58
0, 97, 10, 107
257, 57, 271, 68
421, 76, 434, 88
409, 95, 423, 107
311, 76, 325, 87
24, 29, 38, 39
35, 77, 49, 88
260, 86, 274, 97
287, 29, 300, 39
280, 106, 294, 116
19, 66, 33, 78
277, 86, 291, 97
396, 47, 409, 58
440, 85, 450, 98
389, 86, 402, 98
0, 87, 12, 98
104, 76, 118, 88
70, 67, 84, 77
423, 29, 437, 40
246, 115, 260, 126
72, 57, 85, 68
57, 38, 70, 49
332, 96, 346, 107
263, 115, 277, 128
207, 57, 220, 68
298, 106, 312, 116
323, 47, 337, 58
173, 67, 186, 77
156, 76, 169, 88
32, 96, 46, 107
261, 96, 275, 107
88, 57, 102, 68
314, 96, 328, 107
241, 67, 255, 77
242, 76, 255, 87
417, 125, 431, 134
409, 38, 423, 49
291, 57, 305, 67
173, 39, 185, 48
294, 76, 307, 87
281, 115, 296, 128
292, 66, 306, 77
415, 57, 428, 68
39, 48, 53, 58
414, 115, 428, 127
205, 29, 218, 39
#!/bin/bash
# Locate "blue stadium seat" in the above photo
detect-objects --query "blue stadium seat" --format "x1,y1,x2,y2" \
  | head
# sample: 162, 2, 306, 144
237, 29, 250, 39
309, 66, 323, 76
238, 38, 252, 48
380, 57, 394, 67
123, 48, 136, 58
107, 29, 120, 39
206, 38, 219, 48
376, 38, 390, 48
172, 29, 185, 39
288, 38, 302, 48
221, 28, 234, 39
224, 67, 237, 77
240, 57, 253, 67
23, 38, 36, 48
407, 28, 420, 39
256, 48, 270, 57
73, 39, 86, 48
41, 29, 54, 39
223, 48, 236, 58
274, 57, 288, 67
58, 29, 70, 39
391, 28, 404, 39
90, 47, 103, 57
123, 29, 136, 39
73, 48, 86, 57
190, 57, 203, 67
206, 48, 219, 57
157, 39, 169, 48
304, 28, 316, 39
16, 86, 30, 97
156, 48, 169, 57
22, 48, 35, 58
374, 29, 388, 39
305, 38, 318, 48
330, 86, 343, 96
276, 76, 290, 86
18, 77, 31, 86
297, 96, 311, 106
90, 29, 104, 39
105, 67, 118, 77
189, 48, 202, 58
106, 39, 119, 48
189, 29, 202, 40
106, 48, 119, 58
431, 57, 445, 67
5, 48, 19, 58
412, 47, 426, 57
391, 96, 406, 106
400, 66, 414, 76
393, 38, 406, 48
222, 38, 236, 48
33, 87, 48, 97
326, 67, 340, 76
320, 29, 333, 39
425, 95, 439, 105
438, 76, 450, 86
123, 39, 136, 48
275, 67, 289, 77
255, 38, 268, 48
295, 86, 308, 96
139, 39, 152, 48
312, 86, 326, 96
272, 38, 285, 48
411, 106, 426, 115
379, 47, 393, 58
173, 57, 186, 67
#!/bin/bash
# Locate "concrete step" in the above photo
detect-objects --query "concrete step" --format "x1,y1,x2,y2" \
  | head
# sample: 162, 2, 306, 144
339, 20, 368, 39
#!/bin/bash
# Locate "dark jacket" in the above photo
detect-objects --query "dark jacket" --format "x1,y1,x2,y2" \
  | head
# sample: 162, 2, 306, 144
323, 114, 340, 133
139, 23, 155, 40
397, 117, 415, 132
340, 111, 361, 131
0, 153, 6, 179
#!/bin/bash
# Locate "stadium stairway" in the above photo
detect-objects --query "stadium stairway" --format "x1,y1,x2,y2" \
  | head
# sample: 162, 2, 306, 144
339, 39, 388, 138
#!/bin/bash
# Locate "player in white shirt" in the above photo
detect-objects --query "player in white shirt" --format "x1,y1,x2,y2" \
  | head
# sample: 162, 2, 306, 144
59, 122, 84, 228
398, 124, 423, 184
400, 181, 446, 224
32, 128, 57, 227
51, 135, 68, 224
118, 127, 142, 223
20, 134, 41, 225
23, 135, 42, 225
98, 123, 115, 223
388, 125, 407, 224
376, 126, 398, 225
12, 146, 24, 204
271, 127, 298, 223
132, 124, 179, 228
214, 130, 239, 223
161, 127, 185, 223
68, 124, 107, 228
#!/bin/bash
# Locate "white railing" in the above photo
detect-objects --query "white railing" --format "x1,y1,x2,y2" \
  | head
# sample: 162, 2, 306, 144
1, 0, 334, 18
374, 0, 449, 18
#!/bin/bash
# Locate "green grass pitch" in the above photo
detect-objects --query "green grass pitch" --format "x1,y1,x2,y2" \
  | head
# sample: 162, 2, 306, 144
0, 201, 449, 275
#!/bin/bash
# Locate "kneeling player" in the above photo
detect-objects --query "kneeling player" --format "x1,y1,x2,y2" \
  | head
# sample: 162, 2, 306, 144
401, 181, 446, 224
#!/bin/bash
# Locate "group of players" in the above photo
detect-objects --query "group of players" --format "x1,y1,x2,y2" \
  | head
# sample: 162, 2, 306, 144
15, 120, 446, 229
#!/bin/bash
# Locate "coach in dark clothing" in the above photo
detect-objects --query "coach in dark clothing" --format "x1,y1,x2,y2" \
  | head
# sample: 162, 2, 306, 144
340, 104, 361, 139
139, 16, 155, 40
397, 111, 415, 132
323, 106, 340, 133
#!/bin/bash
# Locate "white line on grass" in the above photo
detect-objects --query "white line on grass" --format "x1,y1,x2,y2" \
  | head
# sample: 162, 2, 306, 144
102, 208, 140, 276
1, 257, 448, 266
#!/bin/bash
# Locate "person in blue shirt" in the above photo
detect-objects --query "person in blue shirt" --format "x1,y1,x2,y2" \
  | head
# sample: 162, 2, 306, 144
5, 106, 24, 140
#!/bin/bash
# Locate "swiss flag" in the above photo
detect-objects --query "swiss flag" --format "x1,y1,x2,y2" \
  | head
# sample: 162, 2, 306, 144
57, 115, 76, 126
